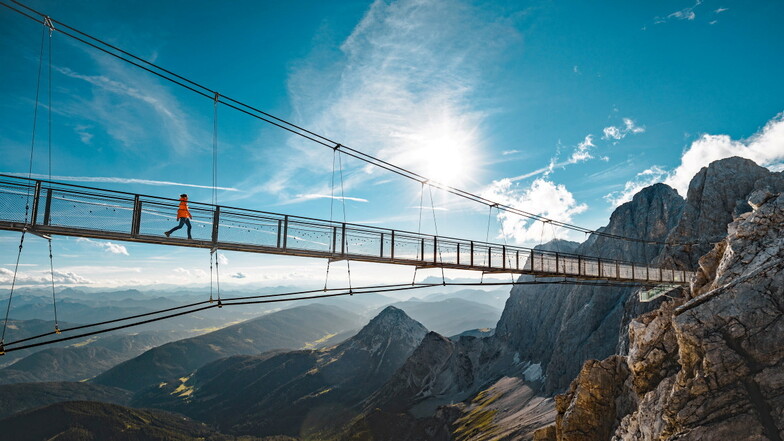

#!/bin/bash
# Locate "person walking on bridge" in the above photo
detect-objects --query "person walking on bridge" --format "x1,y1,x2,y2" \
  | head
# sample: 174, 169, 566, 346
164, 194, 193, 239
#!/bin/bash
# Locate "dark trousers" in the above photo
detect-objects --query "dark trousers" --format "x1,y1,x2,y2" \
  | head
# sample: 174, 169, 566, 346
168, 217, 192, 238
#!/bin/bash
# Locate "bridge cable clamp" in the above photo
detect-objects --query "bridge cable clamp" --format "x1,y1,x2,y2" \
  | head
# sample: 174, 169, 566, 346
43, 16, 55, 34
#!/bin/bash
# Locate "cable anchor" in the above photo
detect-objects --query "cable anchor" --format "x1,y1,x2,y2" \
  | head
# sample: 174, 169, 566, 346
0, 341, 4, 356
43, 16, 55, 34
333, 143, 342, 151
213, 91, 220, 103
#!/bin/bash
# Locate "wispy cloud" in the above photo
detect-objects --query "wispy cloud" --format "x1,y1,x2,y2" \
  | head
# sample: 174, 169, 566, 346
715, 7, 729, 14
231, 272, 247, 279
502, 149, 522, 156
508, 135, 598, 182
606, 112, 784, 205
290, 193, 369, 204
656, 0, 703, 23
77, 238, 129, 255
54, 48, 202, 156
2, 173, 238, 191
275, 0, 522, 199
602, 118, 645, 141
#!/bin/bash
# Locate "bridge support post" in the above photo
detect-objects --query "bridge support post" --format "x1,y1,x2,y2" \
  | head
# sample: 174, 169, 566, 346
212, 206, 220, 244
502, 246, 506, 270
390, 230, 395, 259
43, 187, 53, 226
131, 195, 141, 238
380, 233, 384, 258
283, 216, 289, 250
341, 222, 346, 255
30, 181, 42, 226
433, 236, 437, 263
470, 241, 474, 266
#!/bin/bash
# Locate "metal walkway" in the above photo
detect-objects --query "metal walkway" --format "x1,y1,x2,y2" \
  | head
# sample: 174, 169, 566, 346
0, 175, 692, 285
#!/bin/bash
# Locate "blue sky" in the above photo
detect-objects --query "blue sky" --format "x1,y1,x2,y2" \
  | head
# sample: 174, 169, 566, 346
1, 0, 783, 288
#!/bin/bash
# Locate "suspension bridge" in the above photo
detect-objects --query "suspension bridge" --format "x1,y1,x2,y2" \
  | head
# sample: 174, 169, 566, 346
0, 175, 693, 285
0, 1, 695, 354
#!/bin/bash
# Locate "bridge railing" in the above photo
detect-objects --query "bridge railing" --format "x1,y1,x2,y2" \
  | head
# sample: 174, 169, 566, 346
0, 175, 693, 284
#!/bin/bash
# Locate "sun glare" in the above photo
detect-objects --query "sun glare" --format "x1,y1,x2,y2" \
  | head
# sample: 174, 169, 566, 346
408, 120, 477, 187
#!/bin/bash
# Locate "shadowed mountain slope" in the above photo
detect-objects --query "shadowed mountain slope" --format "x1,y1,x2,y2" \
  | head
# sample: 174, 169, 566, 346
0, 381, 132, 419
93, 303, 364, 391
134, 306, 428, 438
0, 400, 266, 441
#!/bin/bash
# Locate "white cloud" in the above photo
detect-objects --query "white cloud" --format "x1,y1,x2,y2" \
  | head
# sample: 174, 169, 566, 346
602, 117, 645, 141
665, 113, 784, 195
77, 238, 129, 255
173, 267, 208, 279
606, 112, 784, 206
502, 149, 521, 156
231, 272, 247, 279
715, 7, 728, 13
482, 178, 587, 244
0, 267, 91, 285
217, 253, 229, 265
567, 135, 595, 164
604, 165, 669, 206
1, 173, 238, 192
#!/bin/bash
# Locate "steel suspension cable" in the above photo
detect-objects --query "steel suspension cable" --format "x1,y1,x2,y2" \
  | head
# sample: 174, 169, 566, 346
1, 20, 48, 353
427, 184, 446, 285
0, 0, 698, 248
1, 278, 654, 353
412, 181, 425, 285
336, 150, 353, 293
323, 149, 338, 290
45, 17, 59, 333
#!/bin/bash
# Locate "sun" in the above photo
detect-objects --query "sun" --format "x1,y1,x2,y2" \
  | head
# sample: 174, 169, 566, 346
409, 119, 477, 187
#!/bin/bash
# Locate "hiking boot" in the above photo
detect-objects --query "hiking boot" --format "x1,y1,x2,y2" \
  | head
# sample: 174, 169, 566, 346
164, 231, 171, 237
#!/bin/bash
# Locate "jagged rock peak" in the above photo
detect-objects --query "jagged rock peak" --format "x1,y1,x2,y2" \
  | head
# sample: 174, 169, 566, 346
660, 156, 784, 269
349, 306, 428, 349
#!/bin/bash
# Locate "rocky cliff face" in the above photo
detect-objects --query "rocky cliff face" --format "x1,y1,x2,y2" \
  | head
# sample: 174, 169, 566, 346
495, 183, 685, 393
545, 187, 784, 441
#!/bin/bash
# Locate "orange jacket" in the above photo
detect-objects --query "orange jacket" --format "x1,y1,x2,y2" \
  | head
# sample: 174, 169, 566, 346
177, 197, 191, 219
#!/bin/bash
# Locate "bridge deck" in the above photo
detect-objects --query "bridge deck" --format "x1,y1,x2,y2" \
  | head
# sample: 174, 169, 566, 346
0, 175, 693, 285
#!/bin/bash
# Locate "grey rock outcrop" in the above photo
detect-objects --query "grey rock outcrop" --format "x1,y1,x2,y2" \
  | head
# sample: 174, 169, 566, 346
659, 156, 784, 270
550, 188, 784, 440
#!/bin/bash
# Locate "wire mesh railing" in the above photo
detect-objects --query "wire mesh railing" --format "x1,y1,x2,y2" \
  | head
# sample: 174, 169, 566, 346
0, 175, 693, 284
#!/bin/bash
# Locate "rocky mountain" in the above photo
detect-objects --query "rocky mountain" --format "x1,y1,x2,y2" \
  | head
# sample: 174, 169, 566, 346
133, 306, 427, 438
0, 400, 266, 441
0, 381, 132, 419
337, 157, 784, 440
544, 186, 784, 440
494, 182, 685, 393
377, 297, 502, 337
660, 157, 784, 270
93, 303, 364, 391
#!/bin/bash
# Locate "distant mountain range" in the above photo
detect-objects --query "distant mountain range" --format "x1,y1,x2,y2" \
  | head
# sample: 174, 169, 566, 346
93, 303, 365, 391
